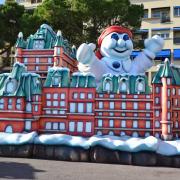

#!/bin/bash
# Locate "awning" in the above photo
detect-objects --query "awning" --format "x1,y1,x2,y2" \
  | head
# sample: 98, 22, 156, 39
152, 28, 171, 31
156, 49, 171, 60
136, 29, 148, 33
173, 27, 180, 31
174, 49, 180, 60
131, 50, 141, 58
174, 6, 180, 8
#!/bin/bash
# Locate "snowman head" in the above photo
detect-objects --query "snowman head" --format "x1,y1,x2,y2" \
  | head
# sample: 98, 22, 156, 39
96, 26, 133, 71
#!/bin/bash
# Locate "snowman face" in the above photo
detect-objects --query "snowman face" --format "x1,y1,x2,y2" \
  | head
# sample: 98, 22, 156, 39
100, 32, 133, 59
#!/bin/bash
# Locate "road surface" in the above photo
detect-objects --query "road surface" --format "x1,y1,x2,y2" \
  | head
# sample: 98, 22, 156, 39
0, 157, 179, 180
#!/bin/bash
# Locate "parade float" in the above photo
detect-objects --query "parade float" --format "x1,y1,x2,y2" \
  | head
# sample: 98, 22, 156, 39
0, 24, 180, 167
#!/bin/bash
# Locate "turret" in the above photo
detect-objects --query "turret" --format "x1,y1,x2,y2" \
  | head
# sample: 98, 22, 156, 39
53, 30, 64, 67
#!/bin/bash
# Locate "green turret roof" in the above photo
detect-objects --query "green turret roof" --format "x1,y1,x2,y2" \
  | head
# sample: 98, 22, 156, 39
97, 74, 150, 94
15, 32, 26, 48
54, 30, 64, 47
44, 67, 70, 88
152, 59, 180, 85
0, 62, 41, 101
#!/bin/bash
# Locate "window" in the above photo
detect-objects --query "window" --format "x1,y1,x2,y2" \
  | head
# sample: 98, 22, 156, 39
59, 110, 65, 114
53, 101, 58, 106
0, 98, 4, 109
53, 122, 58, 130
120, 131, 126, 136
155, 97, 159, 104
167, 124, 171, 133
35, 66, 39, 71
122, 113, 126, 116
168, 112, 171, 120
110, 94, 114, 98
143, 9, 148, 18
103, 78, 112, 92
5, 125, 13, 133
80, 93, 85, 99
88, 93, 93, 99
24, 57, 28, 64
155, 121, 160, 128
77, 122, 83, 132
133, 121, 138, 128
178, 89, 180, 95
98, 119, 103, 127
15, 99, 21, 110
25, 121, 31, 131
119, 78, 129, 92
73, 93, 78, 99
155, 87, 160, 93
46, 110, 51, 114
121, 120, 126, 128
47, 101, 51, 106
26, 102, 32, 112
8, 98, 13, 109
109, 131, 114, 136
168, 89, 171, 96
60, 101, 65, 107
99, 94, 103, 98
46, 93, 51, 99
155, 133, 160, 138
122, 95, 126, 98
146, 103, 150, 110
53, 93, 58, 99
109, 102, 114, 109
109, 112, 114, 116
52, 110, 58, 114
35, 95, 39, 101
70, 103, 76, 113
132, 132, 138, 137
52, 73, 61, 87
167, 78, 171, 85
136, 78, 145, 93
133, 102, 138, 110
175, 121, 179, 128
85, 122, 92, 133
48, 57, 52, 63
146, 121, 151, 128
35, 58, 39, 63
99, 102, 103, 109
122, 102, 126, 109
172, 88, 176, 95
86, 103, 92, 113
174, 7, 180, 17
69, 122, 75, 132
168, 100, 171, 109
33, 40, 44, 49
146, 113, 150, 117
145, 132, 150, 137
34, 105, 38, 112
61, 93, 65, 99
45, 122, 52, 130
134, 95, 138, 98
78, 103, 84, 113
59, 123, 65, 130
109, 120, 114, 127
97, 131, 102, 135
155, 111, 159, 117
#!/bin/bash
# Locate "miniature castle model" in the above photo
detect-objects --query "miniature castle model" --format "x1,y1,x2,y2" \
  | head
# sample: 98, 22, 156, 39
0, 24, 179, 141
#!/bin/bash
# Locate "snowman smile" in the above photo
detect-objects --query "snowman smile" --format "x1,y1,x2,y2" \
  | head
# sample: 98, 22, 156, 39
113, 48, 127, 53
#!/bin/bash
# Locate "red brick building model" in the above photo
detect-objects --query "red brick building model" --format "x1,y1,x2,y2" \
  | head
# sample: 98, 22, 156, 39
0, 25, 180, 140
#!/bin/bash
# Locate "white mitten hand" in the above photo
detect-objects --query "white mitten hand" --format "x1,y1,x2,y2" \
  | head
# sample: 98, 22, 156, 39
144, 35, 164, 59
76, 43, 96, 64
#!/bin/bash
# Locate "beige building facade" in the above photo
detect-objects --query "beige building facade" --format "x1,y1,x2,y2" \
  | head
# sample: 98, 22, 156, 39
131, 0, 180, 84
15, 0, 43, 9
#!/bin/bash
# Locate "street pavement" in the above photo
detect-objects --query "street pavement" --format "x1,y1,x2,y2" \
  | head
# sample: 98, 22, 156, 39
0, 157, 179, 180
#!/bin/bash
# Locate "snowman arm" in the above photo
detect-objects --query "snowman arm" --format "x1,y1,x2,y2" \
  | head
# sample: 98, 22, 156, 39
78, 56, 107, 82
130, 51, 154, 74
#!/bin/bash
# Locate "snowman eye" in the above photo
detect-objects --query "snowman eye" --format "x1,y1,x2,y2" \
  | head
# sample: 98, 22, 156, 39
111, 33, 119, 41
123, 34, 129, 41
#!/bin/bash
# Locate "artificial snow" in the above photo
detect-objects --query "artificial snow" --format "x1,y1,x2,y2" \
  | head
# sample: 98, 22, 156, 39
1, 132, 180, 156
0, 131, 37, 145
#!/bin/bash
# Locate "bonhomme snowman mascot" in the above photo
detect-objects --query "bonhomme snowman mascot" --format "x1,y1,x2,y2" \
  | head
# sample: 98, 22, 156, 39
76, 25, 164, 83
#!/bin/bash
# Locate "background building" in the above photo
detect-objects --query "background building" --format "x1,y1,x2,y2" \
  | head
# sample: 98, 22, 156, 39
131, 0, 180, 84
15, 0, 43, 9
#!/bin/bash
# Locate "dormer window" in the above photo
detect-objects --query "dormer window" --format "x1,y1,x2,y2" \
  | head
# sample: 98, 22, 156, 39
33, 40, 44, 49
6, 79, 17, 94
119, 77, 129, 93
103, 77, 112, 93
52, 73, 61, 87
135, 77, 145, 94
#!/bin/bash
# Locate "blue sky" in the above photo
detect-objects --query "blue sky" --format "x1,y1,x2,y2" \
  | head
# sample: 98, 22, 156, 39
0, 0, 5, 5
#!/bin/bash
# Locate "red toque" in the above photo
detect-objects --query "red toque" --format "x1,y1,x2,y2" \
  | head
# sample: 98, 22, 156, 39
97, 25, 132, 48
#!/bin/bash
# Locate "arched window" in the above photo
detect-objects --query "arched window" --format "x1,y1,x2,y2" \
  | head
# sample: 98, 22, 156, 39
97, 131, 102, 136
119, 77, 129, 93
155, 133, 160, 138
120, 131, 126, 136
103, 77, 112, 93
135, 77, 145, 94
5, 125, 13, 133
109, 131, 114, 136
132, 132, 138, 137
145, 132, 150, 137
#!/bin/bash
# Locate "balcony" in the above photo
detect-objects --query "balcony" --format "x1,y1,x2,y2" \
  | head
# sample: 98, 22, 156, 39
161, 16, 171, 23
174, 38, 180, 44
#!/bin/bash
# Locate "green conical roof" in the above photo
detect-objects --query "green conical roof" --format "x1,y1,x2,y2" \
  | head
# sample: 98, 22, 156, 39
160, 59, 173, 78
